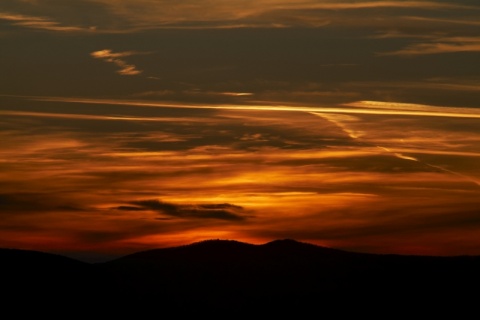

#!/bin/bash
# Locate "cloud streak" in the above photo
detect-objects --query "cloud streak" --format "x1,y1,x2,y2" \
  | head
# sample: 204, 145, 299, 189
0, 12, 92, 32
403, 15, 480, 27
2, 0, 478, 33
117, 199, 247, 221
41, 0, 476, 30
2, 95, 480, 257
382, 36, 480, 56
0, 110, 207, 122
91, 49, 147, 75
32, 96, 480, 119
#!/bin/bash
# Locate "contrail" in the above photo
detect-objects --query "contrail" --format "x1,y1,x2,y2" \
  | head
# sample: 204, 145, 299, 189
311, 112, 480, 187
24, 95, 480, 119
0, 110, 205, 122
3, 94, 480, 118
376, 146, 419, 161
423, 163, 480, 187
5, 94, 480, 186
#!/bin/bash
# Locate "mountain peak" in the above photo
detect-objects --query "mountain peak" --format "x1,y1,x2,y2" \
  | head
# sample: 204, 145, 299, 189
264, 238, 304, 245
187, 238, 252, 247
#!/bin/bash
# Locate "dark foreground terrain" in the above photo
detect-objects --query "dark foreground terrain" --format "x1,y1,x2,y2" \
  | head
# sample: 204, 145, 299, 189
2, 239, 479, 315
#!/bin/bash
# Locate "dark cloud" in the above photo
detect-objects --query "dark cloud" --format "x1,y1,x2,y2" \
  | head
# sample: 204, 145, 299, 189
0, 193, 86, 213
115, 205, 146, 211
126, 199, 247, 221
198, 203, 243, 210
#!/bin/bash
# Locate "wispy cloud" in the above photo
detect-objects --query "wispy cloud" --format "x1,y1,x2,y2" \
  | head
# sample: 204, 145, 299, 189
91, 49, 148, 75
87, 0, 477, 30
134, 90, 254, 100
381, 36, 480, 56
0, 12, 93, 32
116, 199, 248, 221
344, 100, 480, 117
348, 79, 480, 92
2, 94, 480, 256
32, 96, 480, 119
404, 16, 480, 27
0, 110, 208, 122
2, 1, 478, 32
305, 1, 475, 10
1, 0, 478, 35
0, 192, 87, 213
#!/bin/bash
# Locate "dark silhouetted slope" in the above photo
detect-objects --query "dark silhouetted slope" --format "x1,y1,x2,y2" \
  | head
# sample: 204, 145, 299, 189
99, 239, 480, 314
0, 248, 119, 314
2, 240, 480, 315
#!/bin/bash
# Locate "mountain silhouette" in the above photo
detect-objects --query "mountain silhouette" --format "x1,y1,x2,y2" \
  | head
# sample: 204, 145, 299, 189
2, 239, 479, 315
1, 248, 120, 314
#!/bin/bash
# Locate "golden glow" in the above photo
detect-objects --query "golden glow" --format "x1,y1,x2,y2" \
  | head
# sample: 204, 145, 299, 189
2, 0, 480, 261
2, 98, 480, 258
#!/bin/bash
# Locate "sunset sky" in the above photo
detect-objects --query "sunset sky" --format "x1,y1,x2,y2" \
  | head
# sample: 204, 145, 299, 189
1, 0, 480, 262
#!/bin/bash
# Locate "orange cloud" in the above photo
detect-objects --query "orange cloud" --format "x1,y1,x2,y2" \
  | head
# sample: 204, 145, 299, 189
0, 12, 93, 32
91, 49, 148, 75
86, 0, 476, 30
2, 0, 478, 33
2, 95, 480, 258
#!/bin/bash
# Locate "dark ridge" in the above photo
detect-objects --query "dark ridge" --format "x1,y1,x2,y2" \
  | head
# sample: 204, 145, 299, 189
110, 238, 256, 263
108, 238, 344, 263
2, 240, 480, 315
1, 247, 86, 266
1, 248, 120, 314
261, 238, 347, 254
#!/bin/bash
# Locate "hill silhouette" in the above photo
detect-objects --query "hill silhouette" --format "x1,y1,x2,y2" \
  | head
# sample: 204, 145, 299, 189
2, 239, 480, 315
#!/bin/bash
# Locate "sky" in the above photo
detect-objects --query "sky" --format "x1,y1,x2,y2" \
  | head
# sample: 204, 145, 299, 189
1, 0, 480, 262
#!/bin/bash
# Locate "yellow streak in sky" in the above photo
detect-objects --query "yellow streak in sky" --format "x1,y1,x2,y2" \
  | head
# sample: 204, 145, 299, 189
311, 106, 480, 188
377, 147, 419, 161
391, 148, 480, 158
0, 110, 206, 122
344, 100, 480, 116
0, 12, 91, 32
310, 112, 363, 139
31, 96, 480, 119
105, 149, 373, 161
423, 164, 480, 187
